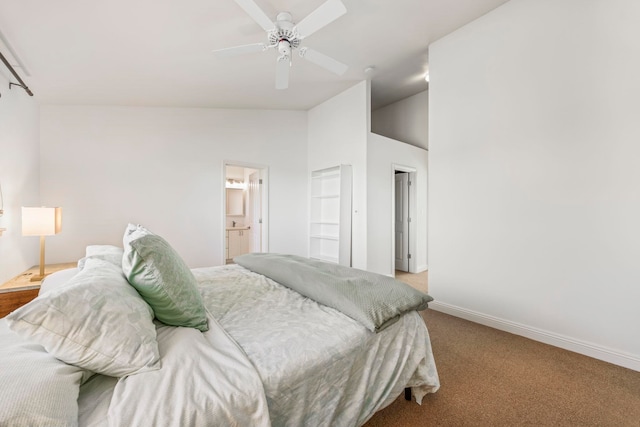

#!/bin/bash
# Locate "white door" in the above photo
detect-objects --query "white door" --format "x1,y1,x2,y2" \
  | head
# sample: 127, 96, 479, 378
395, 173, 410, 271
248, 171, 262, 253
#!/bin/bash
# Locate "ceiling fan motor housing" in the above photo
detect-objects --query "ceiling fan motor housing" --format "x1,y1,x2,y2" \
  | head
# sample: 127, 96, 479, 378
269, 11, 300, 55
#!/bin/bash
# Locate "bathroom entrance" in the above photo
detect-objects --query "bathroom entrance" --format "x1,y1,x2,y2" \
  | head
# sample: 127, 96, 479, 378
223, 162, 269, 264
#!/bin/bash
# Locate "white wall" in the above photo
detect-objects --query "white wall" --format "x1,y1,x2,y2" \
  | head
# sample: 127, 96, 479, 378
308, 81, 369, 269
371, 90, 429, 150
429, 0, 640, 370
367, 133, 428, 276
39, 106, 308, 268
0, 72, 40, 283
308, 80, 430, 274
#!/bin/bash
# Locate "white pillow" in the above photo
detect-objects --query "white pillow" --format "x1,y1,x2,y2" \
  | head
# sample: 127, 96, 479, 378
0, 319, 88, 426
77, 244, 124, 270
38, 267, 79, 295
7, 258, 160, 377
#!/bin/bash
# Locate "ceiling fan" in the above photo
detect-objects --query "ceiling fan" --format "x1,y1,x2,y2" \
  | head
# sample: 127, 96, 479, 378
213, 0, 348, 89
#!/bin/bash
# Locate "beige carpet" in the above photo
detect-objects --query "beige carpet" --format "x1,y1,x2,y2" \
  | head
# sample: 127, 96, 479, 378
364, 273, 640, 426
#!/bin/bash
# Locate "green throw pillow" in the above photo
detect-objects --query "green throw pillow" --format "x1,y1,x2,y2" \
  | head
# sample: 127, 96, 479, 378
122, 225, 209, 331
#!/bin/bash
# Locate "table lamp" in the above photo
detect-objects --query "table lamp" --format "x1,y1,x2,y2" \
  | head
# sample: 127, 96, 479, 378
22, 207, 62, 281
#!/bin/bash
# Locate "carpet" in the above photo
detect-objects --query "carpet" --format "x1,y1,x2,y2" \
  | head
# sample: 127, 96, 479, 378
364, 309, 640, 426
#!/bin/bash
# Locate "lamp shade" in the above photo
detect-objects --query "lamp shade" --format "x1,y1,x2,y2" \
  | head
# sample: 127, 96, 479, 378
22, 207, 62, 236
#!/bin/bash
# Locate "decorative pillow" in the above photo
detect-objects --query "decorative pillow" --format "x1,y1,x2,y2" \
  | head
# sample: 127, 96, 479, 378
7, 258, 160, 377
0, 319, 87, 426
122, 224, 209, 332
77, 244, 124, 270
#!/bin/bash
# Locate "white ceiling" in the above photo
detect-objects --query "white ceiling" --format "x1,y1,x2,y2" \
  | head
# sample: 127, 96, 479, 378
0, 0, 509, 111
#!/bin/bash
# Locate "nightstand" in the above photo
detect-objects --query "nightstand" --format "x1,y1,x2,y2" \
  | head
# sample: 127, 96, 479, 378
0, 262, 76, 317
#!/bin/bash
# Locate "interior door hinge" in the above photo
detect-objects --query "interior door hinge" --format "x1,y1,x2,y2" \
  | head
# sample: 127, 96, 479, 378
259, 179, 263, 184
408, 254, 412, 259
408, 180, 412, 186
408, 217, 412, 223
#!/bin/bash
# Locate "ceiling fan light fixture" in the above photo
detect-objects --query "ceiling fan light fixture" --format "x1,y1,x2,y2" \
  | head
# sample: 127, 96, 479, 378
277, 40, 292, 57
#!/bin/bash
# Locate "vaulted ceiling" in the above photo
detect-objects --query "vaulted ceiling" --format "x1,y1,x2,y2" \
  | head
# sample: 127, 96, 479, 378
0, 0, 509, 110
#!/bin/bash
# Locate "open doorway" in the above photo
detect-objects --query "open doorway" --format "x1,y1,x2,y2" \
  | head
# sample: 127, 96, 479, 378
223, 162, 269, 264
392, 165, 417, 274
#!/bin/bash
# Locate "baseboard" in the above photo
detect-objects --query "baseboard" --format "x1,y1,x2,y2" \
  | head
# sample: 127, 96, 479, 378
429, 301, 640, 372
415, 264, 428, 273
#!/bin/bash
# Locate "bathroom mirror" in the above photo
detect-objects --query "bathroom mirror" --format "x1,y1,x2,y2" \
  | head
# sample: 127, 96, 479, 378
226, 188, 244, 216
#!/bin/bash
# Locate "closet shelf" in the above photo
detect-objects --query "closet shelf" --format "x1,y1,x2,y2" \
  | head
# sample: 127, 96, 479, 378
311, 171, 340, 179
311, 194, 339, 199
310, 254, 339, 264
310, 234, 339, 241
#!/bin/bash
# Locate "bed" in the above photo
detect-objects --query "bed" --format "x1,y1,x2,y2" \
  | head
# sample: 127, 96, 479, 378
0, 224, 440, 427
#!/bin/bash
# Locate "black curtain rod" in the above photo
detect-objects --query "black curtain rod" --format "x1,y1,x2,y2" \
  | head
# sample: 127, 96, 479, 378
0, 49, 33, 96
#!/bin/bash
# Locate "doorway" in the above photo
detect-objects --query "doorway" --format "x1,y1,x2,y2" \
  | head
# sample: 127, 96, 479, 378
223, 162, 269, 264
395, 171, 410, 271
392, 165, 417, 274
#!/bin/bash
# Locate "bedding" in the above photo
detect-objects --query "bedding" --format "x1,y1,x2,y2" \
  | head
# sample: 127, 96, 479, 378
122, 223, 209, 331
235, 252, 433, 332
77, 244, 124, 270
78, 264, 438, 427
1, 239, 439, 426
7, 258, 160, 377
107, 312, 270, 427
0, 320, 88, 426
194, 264, 440, 426
38, 267, 80, 295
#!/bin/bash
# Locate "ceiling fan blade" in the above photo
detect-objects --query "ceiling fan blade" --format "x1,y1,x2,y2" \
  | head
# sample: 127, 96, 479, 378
212, 43, 266, 58
300, 48, 347, 75
275, 57, 290, 90
232, 0, 275, 32
295, 0, 346, 38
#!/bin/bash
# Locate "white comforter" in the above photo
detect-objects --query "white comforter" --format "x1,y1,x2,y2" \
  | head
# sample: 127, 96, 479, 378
107, 312, 270, 426
193, 264, 440, 426
78, 264, 439, 427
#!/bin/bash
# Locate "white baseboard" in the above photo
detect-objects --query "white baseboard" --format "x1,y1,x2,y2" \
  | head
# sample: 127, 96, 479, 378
415, 264, 428, 273
429, 301, 640, 372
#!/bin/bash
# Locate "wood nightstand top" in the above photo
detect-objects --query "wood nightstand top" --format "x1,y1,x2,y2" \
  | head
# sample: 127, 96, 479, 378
0, 262, 77, 293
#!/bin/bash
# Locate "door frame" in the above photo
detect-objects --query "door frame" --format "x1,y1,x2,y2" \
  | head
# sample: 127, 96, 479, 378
247, 170, 262, 254
391, 164, 417, 275
223, 160, 269, 264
